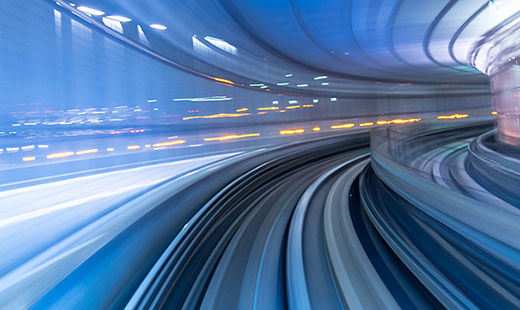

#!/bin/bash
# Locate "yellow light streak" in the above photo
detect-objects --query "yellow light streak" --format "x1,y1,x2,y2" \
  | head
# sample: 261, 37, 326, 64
47, 152, 74, 159
331, 123, 354, 129
183, 113, 250, 120
210, 77, 234, 84
257, 107, 279, 111
204, 133, 260, 141
280, 129, 304, 135
437, 114, 468, 119
75, 149, 98, 155
152, 140, 186, 147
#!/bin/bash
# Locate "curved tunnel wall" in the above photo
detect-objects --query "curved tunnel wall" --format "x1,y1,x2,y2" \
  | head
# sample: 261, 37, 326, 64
1, 1, 490, 133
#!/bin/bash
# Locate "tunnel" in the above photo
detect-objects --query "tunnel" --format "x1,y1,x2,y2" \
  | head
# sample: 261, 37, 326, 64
0, 0, 520, 309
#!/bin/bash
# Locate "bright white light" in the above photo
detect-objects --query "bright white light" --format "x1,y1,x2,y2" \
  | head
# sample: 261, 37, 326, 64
285, 74, 293, 78
138, 25, 149, 44
260, 85, 268, 89
289, 100, 298, 104
150, 24, 167, 30
173, 96, 232, 102
297, 84, 309, 87
204, 36, 237, 55
331, 97, 337, 102
107, 15, 131, 22
272, 100, 279, 104
313, 99, 319, 103
314, 75, 327, 80
77, 6, 105, 16
277, 82, 289, 86
102, 17, 123, 33
249, 83, 265, 87
322, 82, 329, 86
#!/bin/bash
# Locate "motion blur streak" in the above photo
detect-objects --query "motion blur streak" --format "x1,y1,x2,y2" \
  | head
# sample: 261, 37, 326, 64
75, 149, 98, 155
331, 123, 355, 129
151, 140, 187, 147
46, 152, 75, 159
182, 113, 251, 120
203, 134, 260, 142
2, 0, 520, 309
280, 129, 305, 135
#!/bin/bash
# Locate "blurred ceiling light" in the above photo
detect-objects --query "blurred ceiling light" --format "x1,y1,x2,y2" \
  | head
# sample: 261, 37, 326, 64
77, 6, 105, 16
249, 83, 264, 87
322, 82, 330, 86
138, 25, 149, 44
276, 82, 289, 86
173, 96, 232, 102
204, 36, 237, 55
297, 84, 309, 87
331, 97, 337, 102
102, 17, 123, 33
314, 75, 327, 80
107, 15, 131, 22
150, 24, 167, 30
313, 99, 319, 103
285, 74, 293, 77
210, 77, 234, 84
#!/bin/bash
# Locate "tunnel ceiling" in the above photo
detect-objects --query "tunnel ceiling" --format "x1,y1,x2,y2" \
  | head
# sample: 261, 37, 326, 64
54, 0, 520, 95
